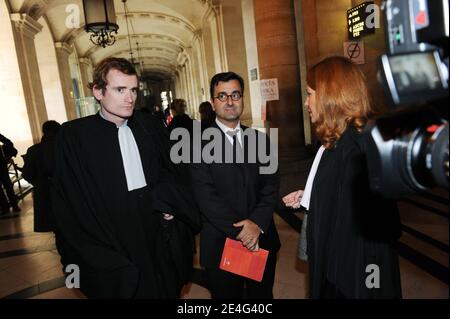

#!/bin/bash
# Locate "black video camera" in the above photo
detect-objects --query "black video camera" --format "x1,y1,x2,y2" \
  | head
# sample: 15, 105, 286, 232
365, 0, 449, 197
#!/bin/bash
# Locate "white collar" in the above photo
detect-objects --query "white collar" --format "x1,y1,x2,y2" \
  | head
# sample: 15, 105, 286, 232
99, 109, 128, 128
300, 146, 326, 210
215, 118, 241, 134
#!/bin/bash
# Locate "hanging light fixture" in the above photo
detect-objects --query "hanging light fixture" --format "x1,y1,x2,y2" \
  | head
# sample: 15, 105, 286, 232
122, 0, 142, 76
83, 0, 119, 48
135, 41, 144, 76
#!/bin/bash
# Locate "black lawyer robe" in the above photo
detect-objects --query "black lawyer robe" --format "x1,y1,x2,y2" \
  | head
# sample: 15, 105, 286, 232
51, 111, 201, 298
307, 126, 402, 299
22, 135, 58, 232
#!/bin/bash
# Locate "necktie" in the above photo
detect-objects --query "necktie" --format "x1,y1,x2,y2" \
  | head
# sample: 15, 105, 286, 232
226, 130, 244, 162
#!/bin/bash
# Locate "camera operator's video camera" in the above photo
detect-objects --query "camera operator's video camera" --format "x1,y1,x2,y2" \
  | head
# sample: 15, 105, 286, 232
365, 0, 449, 197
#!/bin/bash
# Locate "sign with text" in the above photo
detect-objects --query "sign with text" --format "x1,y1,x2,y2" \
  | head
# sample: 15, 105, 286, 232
347, 1, 376, 39
260, 78, 279, 101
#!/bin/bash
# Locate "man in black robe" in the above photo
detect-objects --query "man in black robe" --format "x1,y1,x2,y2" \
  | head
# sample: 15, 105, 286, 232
52, 57, 200, 298
22, 120, 61, 232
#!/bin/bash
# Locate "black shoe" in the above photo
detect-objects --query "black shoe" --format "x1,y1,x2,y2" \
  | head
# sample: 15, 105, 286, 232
12, 205, 21, 213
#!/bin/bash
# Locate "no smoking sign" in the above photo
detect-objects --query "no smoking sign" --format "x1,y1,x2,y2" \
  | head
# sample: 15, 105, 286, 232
344, 41, 365, 64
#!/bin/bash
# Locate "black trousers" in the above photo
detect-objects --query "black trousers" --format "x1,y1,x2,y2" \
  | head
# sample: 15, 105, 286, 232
205, 249, 277, 299
0, 161, 17, 210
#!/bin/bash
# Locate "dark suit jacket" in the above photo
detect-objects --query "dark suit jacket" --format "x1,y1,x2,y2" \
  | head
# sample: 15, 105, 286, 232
190, 122, 281, 268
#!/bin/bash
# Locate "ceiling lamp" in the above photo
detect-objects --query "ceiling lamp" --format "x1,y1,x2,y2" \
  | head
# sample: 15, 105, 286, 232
122, 0, 142, 76
83, 0, 119, 48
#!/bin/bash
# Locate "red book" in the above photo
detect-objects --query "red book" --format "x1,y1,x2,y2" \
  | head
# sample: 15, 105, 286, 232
219, 238, 269, 282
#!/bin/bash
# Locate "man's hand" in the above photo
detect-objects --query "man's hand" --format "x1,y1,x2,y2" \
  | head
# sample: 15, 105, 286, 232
233, 219, 261, 251
282, 189, 304, 209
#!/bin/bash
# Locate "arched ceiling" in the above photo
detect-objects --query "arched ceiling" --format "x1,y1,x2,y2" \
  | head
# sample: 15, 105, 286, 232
8, 0, 215, 80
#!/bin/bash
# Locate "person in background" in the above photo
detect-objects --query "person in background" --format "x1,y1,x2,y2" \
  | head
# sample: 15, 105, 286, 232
165, 104, 174, 125
0, 133, 20, 214
23, 120, 61, 232
198, 101, 216, 130
152, 104, 167, 127
167, 98, 194, 134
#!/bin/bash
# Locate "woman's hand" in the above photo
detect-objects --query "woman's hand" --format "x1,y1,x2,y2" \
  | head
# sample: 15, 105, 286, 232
282, 190, 304, 209
162, 213, 174, 220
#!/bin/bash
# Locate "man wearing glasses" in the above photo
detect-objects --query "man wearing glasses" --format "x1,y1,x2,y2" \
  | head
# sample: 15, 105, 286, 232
190, 72, 280, 299
52, 57, 200, 298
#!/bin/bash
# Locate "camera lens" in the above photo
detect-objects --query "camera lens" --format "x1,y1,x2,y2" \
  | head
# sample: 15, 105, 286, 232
365, 109, 448, 197
399, 122, 448, 191
430, 124, 449, 188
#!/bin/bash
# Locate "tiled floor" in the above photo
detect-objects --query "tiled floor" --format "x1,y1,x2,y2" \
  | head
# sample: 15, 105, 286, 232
0, 187, 448, 299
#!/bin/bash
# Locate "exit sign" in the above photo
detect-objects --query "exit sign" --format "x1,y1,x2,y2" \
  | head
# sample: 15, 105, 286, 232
347, 1, 376, 39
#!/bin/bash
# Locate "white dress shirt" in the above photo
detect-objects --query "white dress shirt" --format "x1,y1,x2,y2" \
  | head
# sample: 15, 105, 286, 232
300, 146, 325, 210
215, 118, 243, 146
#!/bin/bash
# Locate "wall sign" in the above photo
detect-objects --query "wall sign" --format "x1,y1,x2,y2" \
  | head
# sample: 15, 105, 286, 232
347, 1, 376, 39
260, 78, 279, 101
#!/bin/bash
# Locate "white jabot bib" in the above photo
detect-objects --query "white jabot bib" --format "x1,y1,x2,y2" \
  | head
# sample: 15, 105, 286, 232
99, 111, 147, 191
117, 123, 147, 191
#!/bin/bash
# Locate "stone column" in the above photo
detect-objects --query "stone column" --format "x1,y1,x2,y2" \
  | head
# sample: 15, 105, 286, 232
54, 42, 77, 120
186, 59, 197, 116
79, 57, 92, 98
193, 31, 208, 102
211, 4, 228, 72
10, 13, 48, 143
253, 0, 306, 161
181, 65, 188, 101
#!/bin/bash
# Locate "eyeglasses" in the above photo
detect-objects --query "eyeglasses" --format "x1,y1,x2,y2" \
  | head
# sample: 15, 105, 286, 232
213, 91, 242, 102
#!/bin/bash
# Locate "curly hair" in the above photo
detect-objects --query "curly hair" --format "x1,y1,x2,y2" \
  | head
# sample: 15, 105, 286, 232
307, 56, 372, 149
88, 57, 137, 94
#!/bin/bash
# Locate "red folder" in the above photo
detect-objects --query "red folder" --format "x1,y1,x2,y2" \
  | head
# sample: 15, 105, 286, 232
219, 238, 269, 282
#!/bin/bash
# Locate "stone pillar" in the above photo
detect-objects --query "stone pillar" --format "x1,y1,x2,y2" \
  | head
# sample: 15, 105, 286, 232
10, 13, 48, 143
79, 57, 92, 98
181, 65, 188, 101
54, 42, 77, 120
211, 4, 228, 72
186, 59, 197, 116
253, 0, 306, 161
193, 31, 208, 102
